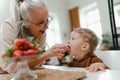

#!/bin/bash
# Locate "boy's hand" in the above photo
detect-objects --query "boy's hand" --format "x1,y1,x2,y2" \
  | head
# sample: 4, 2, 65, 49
86, 63, 106, 72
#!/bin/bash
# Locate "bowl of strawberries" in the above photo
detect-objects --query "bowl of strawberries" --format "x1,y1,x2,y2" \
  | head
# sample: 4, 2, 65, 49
1, 38, 45, 80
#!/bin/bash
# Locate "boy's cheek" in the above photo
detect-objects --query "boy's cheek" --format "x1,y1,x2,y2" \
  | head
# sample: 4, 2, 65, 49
69, 51, 74, 56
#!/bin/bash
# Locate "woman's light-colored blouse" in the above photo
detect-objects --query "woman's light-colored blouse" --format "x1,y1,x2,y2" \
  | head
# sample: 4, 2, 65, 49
0, 17, 46, 73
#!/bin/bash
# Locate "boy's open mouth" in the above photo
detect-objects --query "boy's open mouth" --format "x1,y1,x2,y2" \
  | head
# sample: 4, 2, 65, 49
63, 45, 71, 57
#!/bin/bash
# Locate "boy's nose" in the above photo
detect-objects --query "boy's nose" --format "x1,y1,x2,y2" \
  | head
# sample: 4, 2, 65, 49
68, 41, 70, 44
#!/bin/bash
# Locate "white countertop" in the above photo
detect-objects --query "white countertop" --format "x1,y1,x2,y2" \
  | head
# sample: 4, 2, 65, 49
42, 65, 120, 80
0, 64, 120, 80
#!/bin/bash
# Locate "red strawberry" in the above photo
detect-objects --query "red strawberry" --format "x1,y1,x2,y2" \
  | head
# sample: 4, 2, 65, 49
22, 42, 32, 50
14, 39, 37, 51
14, 39, 26, 47
1, 54, 5, 58
22, 44, 30, 50
23, 49, 37, 56
12, 50, 23, 61
14, 39, 26, 50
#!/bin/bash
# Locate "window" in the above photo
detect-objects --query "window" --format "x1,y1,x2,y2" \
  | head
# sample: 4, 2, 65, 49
46, 13, 62, 48
114, 4, 120, 27
45, 13, 61, 65
80, 3, 102, 49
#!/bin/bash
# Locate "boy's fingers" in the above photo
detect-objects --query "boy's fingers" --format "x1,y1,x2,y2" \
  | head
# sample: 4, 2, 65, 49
85, 67, 89, 70
99, 67, 106, 71
89, 65, 95, 72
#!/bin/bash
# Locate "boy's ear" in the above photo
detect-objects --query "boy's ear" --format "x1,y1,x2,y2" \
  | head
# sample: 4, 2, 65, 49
81, 43, 90, 50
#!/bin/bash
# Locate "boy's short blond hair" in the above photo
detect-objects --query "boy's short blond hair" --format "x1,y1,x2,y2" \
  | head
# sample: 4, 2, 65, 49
73, 27, 98, 52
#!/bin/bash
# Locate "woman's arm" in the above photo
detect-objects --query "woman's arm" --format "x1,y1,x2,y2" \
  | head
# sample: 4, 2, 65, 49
28, 52, 50, 67
28, 43, 67, 68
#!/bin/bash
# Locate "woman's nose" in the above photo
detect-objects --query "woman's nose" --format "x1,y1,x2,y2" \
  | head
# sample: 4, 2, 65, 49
41, 24, 48, 30
45, 25, 49, 29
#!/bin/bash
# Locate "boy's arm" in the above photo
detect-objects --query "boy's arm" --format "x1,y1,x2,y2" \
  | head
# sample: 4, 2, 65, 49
86, 62, 109, 72
86, 55, 109, 72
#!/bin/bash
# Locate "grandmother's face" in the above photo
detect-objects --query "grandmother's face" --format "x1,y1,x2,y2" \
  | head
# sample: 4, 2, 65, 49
25, 6, 49, 39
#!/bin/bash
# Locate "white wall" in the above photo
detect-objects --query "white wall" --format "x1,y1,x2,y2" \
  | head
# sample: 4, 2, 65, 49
0, 0, 11, 25
95, 50, 120, 70
46, 0, 71, 44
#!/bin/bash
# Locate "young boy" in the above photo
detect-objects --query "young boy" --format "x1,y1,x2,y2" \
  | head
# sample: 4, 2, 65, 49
67, 27, 109, 72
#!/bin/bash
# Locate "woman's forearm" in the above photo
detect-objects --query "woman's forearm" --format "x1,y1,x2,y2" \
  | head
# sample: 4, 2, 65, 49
28, 53, 50, 68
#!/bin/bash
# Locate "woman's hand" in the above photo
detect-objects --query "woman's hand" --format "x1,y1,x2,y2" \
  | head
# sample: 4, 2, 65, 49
86, 62, 106, 72
44, 44, 67, 59
28, 43, 68, 67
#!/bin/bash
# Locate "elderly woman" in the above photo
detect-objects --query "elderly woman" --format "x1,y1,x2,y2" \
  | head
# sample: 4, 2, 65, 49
0, 0, 67, 73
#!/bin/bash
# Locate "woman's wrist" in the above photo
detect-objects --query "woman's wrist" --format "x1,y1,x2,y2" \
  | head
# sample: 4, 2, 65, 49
28, 52, 50, 68
42, 51, 52, 60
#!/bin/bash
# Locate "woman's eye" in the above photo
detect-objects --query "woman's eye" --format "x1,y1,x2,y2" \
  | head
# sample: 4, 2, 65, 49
39, 21, 44, 24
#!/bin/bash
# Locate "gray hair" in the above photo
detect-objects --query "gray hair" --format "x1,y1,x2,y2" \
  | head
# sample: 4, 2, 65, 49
10, 0, 46, 22
10, 0, 46, 38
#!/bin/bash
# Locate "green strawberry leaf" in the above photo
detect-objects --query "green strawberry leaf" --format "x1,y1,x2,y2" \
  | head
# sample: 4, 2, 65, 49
37, 48, 46, 55
31, 41, 39, 48
4, 47, 14, 58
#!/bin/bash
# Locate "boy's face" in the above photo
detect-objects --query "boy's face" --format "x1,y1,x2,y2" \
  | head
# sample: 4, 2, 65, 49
68, 32, 85, 56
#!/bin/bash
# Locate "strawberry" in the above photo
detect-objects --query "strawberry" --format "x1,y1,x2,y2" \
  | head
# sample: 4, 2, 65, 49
12, 50, 23, 60
1, 54, 5, 58
2, 39, 45, 59
23, 49, 37, 56
14, 39, 37, 51
14, 39, 26, 47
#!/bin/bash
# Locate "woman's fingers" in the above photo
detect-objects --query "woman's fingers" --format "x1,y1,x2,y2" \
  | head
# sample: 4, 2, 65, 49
52, 44, 67, 50
45, 44, 67, 57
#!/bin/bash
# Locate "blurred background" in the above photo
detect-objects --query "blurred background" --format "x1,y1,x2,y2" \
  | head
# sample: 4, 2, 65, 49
0, 0, 120, 51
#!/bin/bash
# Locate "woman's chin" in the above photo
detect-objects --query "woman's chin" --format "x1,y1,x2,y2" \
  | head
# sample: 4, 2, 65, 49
26, 32, 34, 36
28, 34, 34, 36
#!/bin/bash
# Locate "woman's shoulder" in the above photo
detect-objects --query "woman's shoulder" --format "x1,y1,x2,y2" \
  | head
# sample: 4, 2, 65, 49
2, 17, 15, 28
0, 17, 16, 33
4, 17, 15, 24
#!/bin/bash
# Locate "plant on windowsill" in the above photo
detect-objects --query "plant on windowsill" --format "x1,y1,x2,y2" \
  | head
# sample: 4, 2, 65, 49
101, 34, 111, 50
